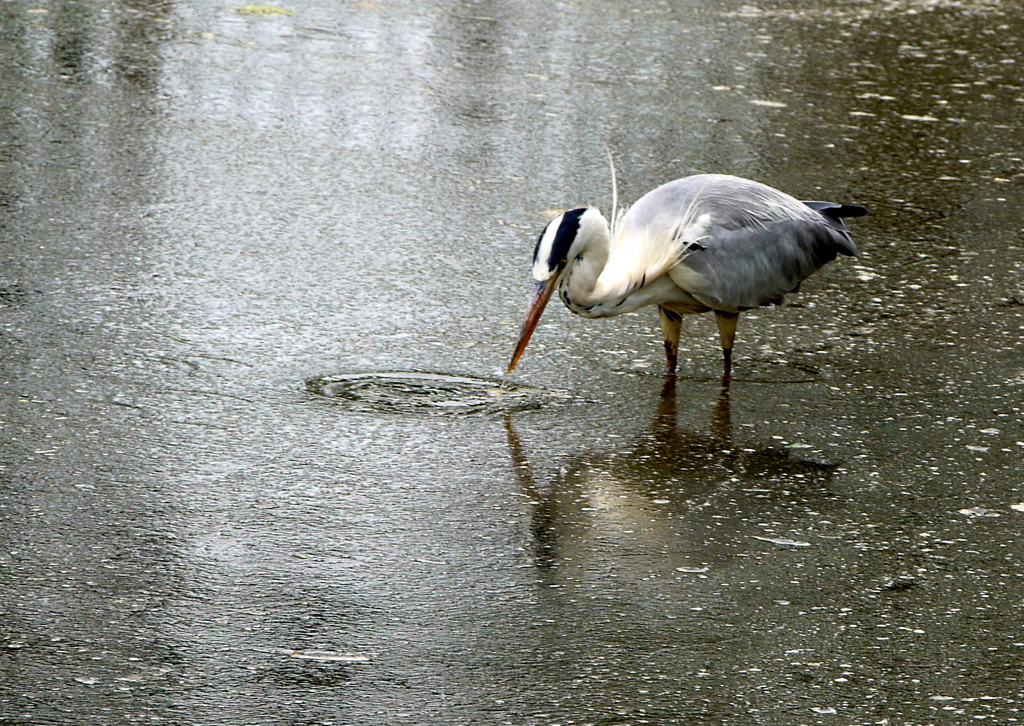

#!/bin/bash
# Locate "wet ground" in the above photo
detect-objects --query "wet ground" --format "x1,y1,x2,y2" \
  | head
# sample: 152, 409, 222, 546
3, 0, 1024, 724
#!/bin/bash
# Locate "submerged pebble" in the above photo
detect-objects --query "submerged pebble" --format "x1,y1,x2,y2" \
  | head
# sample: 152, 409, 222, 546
957, 507, 1000, 518
287, 650, 370, 663
752, 536, 812, 547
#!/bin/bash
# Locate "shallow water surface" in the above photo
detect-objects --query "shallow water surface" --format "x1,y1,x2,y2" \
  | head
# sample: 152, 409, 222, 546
2, 0, 1024, 724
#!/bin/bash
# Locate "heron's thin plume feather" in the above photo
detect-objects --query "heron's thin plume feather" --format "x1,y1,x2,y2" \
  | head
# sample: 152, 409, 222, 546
603, 145, 620, 239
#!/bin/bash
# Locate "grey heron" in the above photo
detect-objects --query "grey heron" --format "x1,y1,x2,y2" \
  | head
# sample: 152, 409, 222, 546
507, 173, 865, 379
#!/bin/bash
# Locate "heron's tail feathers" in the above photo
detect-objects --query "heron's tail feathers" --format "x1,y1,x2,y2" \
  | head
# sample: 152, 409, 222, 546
804, 200, 865, 223
804, 201, 866, 257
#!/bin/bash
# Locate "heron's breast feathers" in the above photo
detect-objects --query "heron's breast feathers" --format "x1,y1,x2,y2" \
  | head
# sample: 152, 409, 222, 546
588, 214, 709, 303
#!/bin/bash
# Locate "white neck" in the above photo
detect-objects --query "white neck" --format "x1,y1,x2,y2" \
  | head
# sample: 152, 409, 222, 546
555, 207, 701, 319
556, 210, 613, 317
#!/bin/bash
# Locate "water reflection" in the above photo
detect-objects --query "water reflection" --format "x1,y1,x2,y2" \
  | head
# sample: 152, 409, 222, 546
505, 380, 838, 574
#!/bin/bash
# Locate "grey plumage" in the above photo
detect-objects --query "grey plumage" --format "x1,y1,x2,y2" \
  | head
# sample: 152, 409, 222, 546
620, 174, 861, 312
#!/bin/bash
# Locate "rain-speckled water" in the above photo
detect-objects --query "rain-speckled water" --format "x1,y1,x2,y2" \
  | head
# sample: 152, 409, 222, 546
2, 0, 1024, 724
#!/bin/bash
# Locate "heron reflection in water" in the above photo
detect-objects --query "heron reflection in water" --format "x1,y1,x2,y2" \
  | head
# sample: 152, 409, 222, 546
504, 380, 837, 571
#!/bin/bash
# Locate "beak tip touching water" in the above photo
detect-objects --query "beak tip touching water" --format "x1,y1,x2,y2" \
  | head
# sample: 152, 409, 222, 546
506, 278, 558, 375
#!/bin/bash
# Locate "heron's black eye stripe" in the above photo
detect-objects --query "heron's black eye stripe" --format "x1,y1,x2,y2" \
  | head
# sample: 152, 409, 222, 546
546, 208, 587, 270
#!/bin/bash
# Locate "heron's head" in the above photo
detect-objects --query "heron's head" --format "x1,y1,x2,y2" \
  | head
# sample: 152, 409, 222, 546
531, 207, 606, 281
508, 207, 607, 374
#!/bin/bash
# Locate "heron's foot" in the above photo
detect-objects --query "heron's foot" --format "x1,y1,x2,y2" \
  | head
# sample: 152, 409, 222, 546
663, 341, 678, 376
714, 311, 738, 385
659, 306, 683, 377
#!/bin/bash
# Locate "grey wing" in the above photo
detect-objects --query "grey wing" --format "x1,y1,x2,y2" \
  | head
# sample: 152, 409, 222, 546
627, 175, 861, 312
670, 217, 857, 312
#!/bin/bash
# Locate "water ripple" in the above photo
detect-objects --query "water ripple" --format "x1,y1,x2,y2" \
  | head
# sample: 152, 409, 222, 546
305, 372, 555, 415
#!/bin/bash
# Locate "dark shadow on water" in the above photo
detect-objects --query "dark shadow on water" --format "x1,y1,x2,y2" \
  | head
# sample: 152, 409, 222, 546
255, 660, 357, 688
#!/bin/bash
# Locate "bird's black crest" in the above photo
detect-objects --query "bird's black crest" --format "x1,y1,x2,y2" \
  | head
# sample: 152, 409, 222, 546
534, 207, 588, 272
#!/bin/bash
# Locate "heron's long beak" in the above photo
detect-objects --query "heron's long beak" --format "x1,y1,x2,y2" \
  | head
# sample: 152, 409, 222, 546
507, 277, 558, 374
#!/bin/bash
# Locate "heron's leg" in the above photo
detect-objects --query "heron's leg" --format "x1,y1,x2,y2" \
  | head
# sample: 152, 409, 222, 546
714, 311, 739, 379
659, 306, 683, 375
